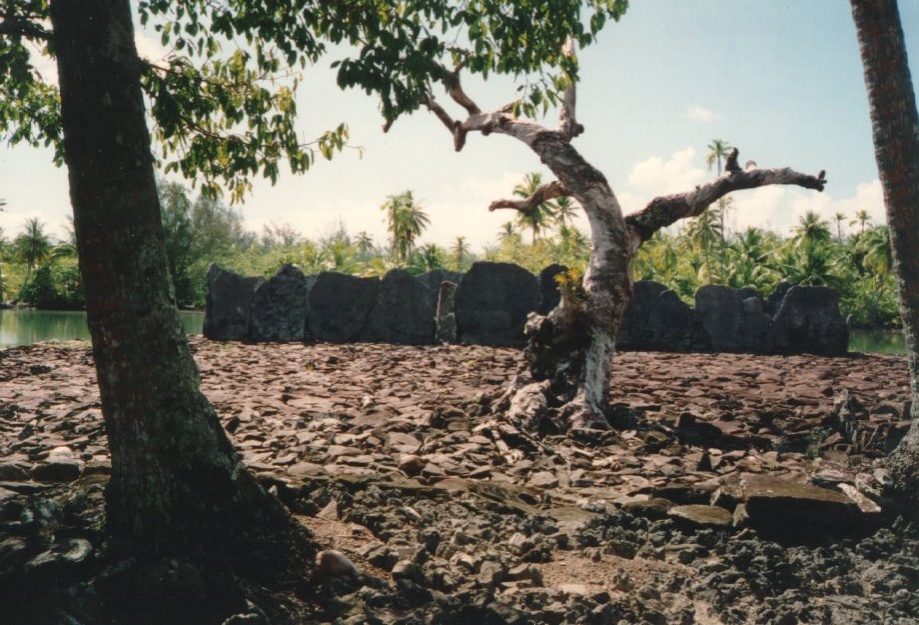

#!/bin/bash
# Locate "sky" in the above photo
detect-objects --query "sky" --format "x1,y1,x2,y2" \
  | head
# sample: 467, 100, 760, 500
1, 1, 918, 252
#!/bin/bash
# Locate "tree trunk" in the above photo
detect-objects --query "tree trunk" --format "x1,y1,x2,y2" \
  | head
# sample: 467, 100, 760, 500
49, 0, 302, 561
520, 134, 633, 430
850, 0, 919, 513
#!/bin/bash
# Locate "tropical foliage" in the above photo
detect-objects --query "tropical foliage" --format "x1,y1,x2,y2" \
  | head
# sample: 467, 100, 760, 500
2, 185, 896, 328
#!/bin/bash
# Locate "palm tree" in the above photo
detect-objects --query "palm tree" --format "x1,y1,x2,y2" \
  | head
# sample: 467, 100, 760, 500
498, 221, 518, 244
553, 196, 579, 230
683, 208, 723, 283
833, 212, 847, 243
354, 231, 375, 258
12, 217, 52, 293
725, 227, 775, 290
706, 139, 733, 177
859, 225, 893, 287
451, 236, 470, 270
556, 224, 589, 262
417, 243, 444, 271
850, 209, 872, 234
381, 190, 430, 263
792, 211, 832, 248
775, 238, 843, 289
513, 172, 557, 244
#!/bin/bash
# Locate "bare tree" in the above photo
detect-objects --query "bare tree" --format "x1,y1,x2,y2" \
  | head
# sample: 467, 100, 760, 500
424, 45, 827, 431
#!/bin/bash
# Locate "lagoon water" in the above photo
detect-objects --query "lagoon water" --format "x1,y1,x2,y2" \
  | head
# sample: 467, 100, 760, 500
0, 309, 204, 348
0, 309, 908, 355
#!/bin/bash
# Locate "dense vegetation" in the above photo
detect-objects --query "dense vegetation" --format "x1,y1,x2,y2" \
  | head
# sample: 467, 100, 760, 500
0, 175, 895, 328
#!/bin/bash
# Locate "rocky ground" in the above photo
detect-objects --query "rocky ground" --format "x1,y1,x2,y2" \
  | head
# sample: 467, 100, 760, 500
1, 338, 918, 624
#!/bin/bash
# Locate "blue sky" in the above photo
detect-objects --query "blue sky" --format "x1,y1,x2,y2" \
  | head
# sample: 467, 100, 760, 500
1, 1, 918, 251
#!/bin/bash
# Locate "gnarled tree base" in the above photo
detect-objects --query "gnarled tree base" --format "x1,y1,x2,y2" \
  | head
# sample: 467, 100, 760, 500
503, 303, 613, 433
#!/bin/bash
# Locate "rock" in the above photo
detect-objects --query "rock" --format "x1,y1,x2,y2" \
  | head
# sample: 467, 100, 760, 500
31, 447, 83, 483
648, 290, 696, 352
537, 264, 567, 315
248, 263, 308, 342
203, 264, 265, 341
391, 559, 425, 584
695, 285, 744, 352
838, 483, 882, 515
455, 262, 539, 346
618, 280, 668, 350
316, 549, 359, 579
765, 281, 792, 317
738, 294, 772, 353
308, 272, 380, 342
361, 269, 436, 345
740, 474, 862, 534
399, 455, 426, 477
24, 537, 93, 573
528, 471, 559, 489
770, 285, 848, 356
476, 559, 506, 587
0, 462, 30, 481
668, 504, 733, 528
435, 281, 459, 343
416, 268, 464, 309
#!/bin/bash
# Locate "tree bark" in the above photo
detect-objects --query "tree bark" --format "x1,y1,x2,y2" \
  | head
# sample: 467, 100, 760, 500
850, 0, 919, 514
49, 0, 301, 561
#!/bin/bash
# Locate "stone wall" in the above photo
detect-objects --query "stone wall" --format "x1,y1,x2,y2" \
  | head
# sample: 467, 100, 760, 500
204, 263, 849, 355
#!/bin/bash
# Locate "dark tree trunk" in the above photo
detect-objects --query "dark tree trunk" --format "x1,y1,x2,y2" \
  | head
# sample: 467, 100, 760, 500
850, 0, 919, 513
49, 0, 301, 560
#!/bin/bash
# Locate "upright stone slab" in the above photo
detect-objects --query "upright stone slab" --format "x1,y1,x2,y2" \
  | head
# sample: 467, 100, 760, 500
648, 290, 695, 352
770, 285, 848, 355
537, 264, 568, 315
417, 268, 464, 309
308, 272, 379, 342
360, 269, 436, 345
203, 264, 264, 341
248, 263, 308, 342
695, 285, 744, 352
618, 281, 668, 350
738, 294, 772, 353
455, 262, 539, 346
435, 281, 459, 343
766, 281, 792, 317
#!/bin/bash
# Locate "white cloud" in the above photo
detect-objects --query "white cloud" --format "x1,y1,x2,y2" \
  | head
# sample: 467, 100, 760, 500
728, 178, 885, 237
623, 147, 708, 210
684, 105, 718, 123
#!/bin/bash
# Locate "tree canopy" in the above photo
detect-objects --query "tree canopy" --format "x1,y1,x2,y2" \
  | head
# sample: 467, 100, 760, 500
1, 1, 629, 201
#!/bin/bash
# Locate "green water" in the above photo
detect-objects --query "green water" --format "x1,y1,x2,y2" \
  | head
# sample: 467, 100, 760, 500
0, 310, 908, 355
0, 309, 204, 348
848, 329, 906, 355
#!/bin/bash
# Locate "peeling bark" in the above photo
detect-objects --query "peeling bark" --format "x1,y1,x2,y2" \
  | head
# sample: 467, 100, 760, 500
424, 59, 825, 433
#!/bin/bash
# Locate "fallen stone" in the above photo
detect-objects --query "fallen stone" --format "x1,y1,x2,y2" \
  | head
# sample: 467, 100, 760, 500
30, 447, 83, 483
315, 549, 359, 579
741, 474, 862, 534
668, 504, 733, 528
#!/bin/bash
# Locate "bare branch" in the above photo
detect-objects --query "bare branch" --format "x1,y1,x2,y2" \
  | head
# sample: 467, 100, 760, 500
625, 154, 827, 246
420, 94, 469, 151
489, 179, 570, 214
444, 65, 480, 116
558, 38, 583, 141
